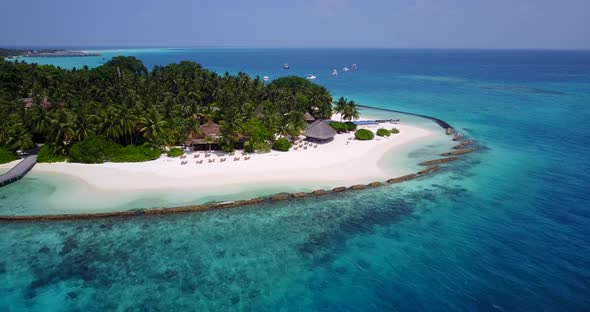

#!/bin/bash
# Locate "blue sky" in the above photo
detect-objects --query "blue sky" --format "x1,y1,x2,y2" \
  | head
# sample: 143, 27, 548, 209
1, 0, 589, 49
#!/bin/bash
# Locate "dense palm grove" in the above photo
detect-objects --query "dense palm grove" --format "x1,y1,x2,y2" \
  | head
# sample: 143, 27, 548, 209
0, 56, 335, 162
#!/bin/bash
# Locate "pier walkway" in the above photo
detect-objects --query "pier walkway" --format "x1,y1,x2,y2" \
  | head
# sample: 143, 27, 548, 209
0, 155, 37, 187
357, 105, 452, 129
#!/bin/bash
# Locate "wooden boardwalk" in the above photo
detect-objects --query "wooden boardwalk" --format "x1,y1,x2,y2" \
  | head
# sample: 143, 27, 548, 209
0, 155, 37, 187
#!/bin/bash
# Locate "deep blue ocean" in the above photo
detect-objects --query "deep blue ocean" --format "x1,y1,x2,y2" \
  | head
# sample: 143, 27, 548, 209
1, 49, 590, 311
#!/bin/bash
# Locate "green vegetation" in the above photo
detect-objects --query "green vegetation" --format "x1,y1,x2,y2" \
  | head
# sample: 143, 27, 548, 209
0, 147, 17, 164
354, 129, 375, 140
391, 128, 400, 134
111, 145, 160, 163
166, 148, 184, 158
272, 138, 292, 151
66, 136, 161, 163
329, 121, 356, 132
344, 121, 357, 131
376, 128, 391, 137
68, 136, 119, 164
333, 96, 360, 122
37, 144, 67, 163
0, 57, 335, 163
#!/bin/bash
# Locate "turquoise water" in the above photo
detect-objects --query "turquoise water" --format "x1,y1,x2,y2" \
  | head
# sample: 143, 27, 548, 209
1, 49, 590, 310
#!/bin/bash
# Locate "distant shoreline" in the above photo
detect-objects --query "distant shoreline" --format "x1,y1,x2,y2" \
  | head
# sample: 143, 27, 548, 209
1, 48, 100, 58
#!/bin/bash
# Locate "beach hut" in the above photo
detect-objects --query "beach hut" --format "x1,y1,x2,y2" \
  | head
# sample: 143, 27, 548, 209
304, 120, 337, 143
304, 112, 316, 123
185, 120, 222, 151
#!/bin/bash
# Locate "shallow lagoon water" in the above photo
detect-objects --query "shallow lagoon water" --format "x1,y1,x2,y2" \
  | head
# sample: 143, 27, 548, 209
1, 49, 590, 310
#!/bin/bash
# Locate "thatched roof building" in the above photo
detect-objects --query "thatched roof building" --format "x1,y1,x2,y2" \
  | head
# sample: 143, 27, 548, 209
185, 120, 222, 146
304, 112, 315, 123
200, 120, 221, 137
304, 120, 336, 142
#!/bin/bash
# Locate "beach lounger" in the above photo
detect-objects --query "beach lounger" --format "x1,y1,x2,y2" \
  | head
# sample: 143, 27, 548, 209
244, 157, 250, 160
234, 157, 240, 161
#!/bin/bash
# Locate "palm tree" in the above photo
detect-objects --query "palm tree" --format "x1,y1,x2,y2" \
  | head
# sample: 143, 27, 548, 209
49, 110, 76, 144
334, 96, 348, 122
137, 108, 168, 146
72, 110, 97, 142
100, 107, 123, 141
342, 100, 360, 122
8, 125, 34, 150
119, 107, 137, 145
28, 105, 52, 136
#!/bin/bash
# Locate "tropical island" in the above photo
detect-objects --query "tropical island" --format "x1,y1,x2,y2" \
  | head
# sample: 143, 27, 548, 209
0, 48, 99, 58
0, 56, 441, 213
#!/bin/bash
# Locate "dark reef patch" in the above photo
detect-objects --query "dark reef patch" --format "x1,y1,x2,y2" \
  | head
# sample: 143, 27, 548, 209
481, 84, 565, 95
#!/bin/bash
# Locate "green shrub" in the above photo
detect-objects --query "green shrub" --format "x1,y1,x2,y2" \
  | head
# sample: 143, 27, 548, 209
272, 138, 292, 151
221, 142, 236, 153
253, 141, 271, 153
354, 129, 375, 140
391, 128, 400, 134
37, 144, 67, 163
376, 128, 391, 137
243, 141, 255, 153
329, 121, 347, 132
166, 147, 184, 157
0, 147, 17, 164
68, 136, 119, 164
344, 121, 357, 131
111, 144, 161, 162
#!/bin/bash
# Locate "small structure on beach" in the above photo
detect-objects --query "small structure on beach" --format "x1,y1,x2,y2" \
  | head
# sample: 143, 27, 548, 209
304, 112, 316, 123
185, 120, 222, 150
304, 120, 337, 143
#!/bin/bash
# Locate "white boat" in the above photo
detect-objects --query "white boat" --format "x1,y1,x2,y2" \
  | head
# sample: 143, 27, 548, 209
332, 69, 338, 76
352, 63, 358, 70
283, 63, 290, 69
342, 66, 350, 72
263, 76, 270, 82
306, 74, 317, 80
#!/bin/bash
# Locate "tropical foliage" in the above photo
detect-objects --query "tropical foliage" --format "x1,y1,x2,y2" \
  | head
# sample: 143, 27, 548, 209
0, 148, 17, 164
329, 121, 356, 132
354, 129, 375, 140
166, 148, 184, 157
376, 128, 391, 137
0, 57, 334, 162
333, 96, 360, 122
391, 128, 400, 134
37, 144, 67, 163
272, 138, 292, 151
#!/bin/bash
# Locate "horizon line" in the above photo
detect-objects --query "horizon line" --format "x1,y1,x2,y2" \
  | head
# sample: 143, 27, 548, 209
1, 45, 589, 52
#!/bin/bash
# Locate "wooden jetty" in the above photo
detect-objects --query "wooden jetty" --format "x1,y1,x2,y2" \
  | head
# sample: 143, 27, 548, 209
0, 156, 37, 187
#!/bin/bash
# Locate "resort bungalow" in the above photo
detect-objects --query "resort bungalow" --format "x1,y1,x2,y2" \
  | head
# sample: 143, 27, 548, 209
304, 119, 337, 143
185, 120, 222, 151
304, 112, 316, 123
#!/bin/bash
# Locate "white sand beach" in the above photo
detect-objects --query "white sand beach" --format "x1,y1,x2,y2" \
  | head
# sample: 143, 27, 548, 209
31, 120, 434, 193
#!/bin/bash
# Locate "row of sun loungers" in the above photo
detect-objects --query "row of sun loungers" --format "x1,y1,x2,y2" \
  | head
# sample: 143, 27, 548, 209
180, 156, 251, 165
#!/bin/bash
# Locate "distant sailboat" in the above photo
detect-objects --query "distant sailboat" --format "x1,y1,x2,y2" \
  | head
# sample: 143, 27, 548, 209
283, 63, 290, 69
332, 69, 338, 77
352, 64, 358, 70
342, 66, 350, 72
